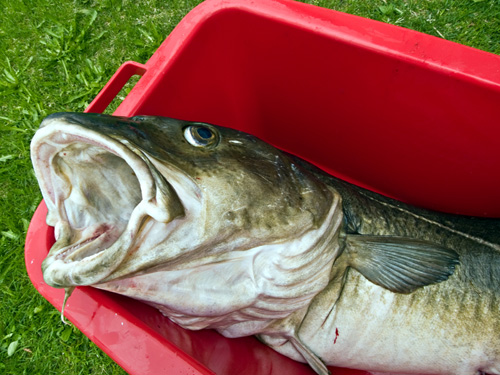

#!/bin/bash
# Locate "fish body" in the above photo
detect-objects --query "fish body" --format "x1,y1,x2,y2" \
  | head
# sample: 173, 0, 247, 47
262, 169, 500, 375
30, 113, 500, 375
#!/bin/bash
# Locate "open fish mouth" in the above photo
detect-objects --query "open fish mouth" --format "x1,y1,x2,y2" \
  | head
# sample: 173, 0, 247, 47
31, 114, 184, 288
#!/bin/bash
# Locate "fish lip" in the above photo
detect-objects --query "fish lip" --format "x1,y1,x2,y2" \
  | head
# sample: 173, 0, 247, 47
31, 114, 183, 287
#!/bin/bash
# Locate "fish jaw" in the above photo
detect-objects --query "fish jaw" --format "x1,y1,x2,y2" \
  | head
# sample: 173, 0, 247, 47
31, 114, 185, 288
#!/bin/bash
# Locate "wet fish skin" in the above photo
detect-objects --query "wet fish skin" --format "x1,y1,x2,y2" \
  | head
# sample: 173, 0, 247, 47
327, 171, 500, 295
30, 113, 500, 375
267, 161, 500, 375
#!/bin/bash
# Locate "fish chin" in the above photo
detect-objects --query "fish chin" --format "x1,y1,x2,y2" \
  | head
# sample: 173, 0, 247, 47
31, 117, 185, 288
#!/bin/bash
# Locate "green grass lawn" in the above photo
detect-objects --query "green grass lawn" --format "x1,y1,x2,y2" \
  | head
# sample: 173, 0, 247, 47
1, 0, 499, 374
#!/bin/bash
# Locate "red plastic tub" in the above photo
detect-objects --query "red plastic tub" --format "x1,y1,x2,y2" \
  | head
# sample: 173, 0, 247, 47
26, 0, 500, 374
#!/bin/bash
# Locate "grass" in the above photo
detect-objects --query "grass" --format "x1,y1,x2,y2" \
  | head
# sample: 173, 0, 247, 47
0, 0, 498, 374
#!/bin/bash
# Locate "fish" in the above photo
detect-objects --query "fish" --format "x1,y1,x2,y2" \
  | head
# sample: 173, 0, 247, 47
30, 112, 500, 375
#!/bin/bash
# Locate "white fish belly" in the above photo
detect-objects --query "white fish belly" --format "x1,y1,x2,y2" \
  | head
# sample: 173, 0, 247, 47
298, 269, 500, 375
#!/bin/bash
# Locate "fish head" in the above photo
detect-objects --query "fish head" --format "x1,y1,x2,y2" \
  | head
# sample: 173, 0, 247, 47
31, 113, 334, 288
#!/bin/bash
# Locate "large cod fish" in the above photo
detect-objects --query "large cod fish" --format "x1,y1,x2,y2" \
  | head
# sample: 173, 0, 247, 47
31, 113, 500, 375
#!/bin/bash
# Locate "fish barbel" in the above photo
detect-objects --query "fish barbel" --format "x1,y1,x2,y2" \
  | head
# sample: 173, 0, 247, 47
30, 113, 500, 375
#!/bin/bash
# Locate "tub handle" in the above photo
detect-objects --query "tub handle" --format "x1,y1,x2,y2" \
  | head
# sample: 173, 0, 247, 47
85, 61, 147, 114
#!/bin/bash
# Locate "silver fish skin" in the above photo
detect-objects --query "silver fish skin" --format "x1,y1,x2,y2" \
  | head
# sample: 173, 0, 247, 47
30, 113, 500, 375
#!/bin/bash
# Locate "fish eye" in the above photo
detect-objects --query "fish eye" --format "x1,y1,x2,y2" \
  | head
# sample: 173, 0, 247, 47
183, 124, 219, 148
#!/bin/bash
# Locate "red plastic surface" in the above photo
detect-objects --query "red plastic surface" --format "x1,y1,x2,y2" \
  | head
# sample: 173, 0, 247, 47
27, 0, 500, 374
85, 61, 147, 114
101, 0, 500, 218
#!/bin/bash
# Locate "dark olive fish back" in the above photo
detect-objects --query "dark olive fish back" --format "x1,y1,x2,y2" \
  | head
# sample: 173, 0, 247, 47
293, 155, 500, 296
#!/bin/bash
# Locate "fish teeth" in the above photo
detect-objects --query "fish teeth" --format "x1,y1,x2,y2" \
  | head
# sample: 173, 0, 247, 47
55, 233, 101, 261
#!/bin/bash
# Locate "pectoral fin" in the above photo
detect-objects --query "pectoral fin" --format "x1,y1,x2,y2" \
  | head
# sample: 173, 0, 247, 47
345, 235, 459, 294
288, 336, 330, 375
